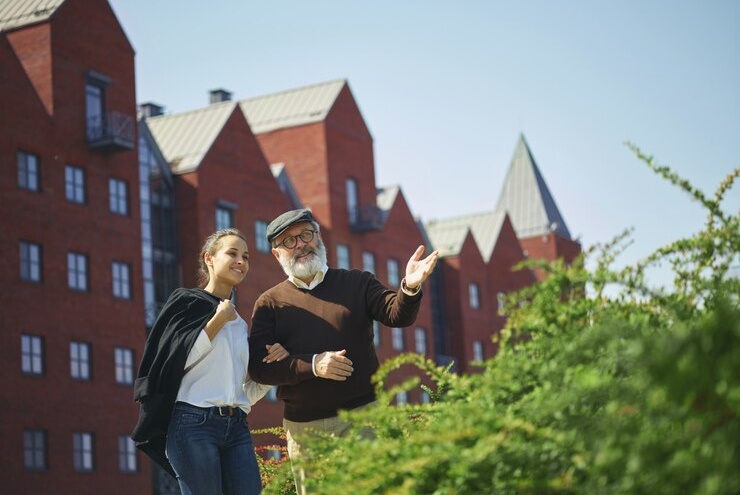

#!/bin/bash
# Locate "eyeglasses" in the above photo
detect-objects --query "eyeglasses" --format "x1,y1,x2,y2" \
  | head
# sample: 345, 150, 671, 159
275, 229, 317, 249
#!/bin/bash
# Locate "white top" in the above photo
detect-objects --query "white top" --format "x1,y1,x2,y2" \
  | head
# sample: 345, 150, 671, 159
176, 312, 271, 413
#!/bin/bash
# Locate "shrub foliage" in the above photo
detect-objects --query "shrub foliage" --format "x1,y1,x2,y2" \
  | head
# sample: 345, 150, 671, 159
260, 148, 739, 495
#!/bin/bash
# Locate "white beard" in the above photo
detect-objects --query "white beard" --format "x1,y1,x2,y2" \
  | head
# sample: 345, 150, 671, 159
278, 237, 328, 280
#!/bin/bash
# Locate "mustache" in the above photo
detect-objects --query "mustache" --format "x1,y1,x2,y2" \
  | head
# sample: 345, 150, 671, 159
292, 247, 317, 260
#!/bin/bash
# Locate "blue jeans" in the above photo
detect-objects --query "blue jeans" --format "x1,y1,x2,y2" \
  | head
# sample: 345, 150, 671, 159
167, 402, 262, 495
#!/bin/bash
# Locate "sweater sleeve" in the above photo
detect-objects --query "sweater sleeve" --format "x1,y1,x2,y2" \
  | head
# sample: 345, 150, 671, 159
248, 292, 315, 385
365, 272, 423, 327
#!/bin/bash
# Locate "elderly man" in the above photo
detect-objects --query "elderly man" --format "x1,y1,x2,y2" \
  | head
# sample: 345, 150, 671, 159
248, 208, 437, 494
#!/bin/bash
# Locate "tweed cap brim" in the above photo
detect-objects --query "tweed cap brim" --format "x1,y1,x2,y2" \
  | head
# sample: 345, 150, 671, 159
266, 208, 315, 244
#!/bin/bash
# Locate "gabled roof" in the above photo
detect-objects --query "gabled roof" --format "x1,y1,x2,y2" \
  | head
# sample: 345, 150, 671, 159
495, 134, 571, 239
239, 79, 346, 134
377, 185, 401, 224
270, 163, 303, 209
145, 101, 236, 174
0, 0, 64, 32
424, 211, 507, 262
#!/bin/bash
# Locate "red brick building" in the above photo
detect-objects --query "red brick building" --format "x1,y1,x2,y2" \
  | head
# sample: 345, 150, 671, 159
1, 2, 580, 493
0, 0, 146, 493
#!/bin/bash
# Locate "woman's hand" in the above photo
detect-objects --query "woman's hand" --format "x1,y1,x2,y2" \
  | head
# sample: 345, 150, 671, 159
263, 343, 289, 363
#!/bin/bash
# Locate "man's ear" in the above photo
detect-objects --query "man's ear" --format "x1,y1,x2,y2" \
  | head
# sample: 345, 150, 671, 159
271, 248, 281, 262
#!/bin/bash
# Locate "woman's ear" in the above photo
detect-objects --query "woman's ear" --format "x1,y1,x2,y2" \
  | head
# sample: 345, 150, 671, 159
204, 251, 213, 267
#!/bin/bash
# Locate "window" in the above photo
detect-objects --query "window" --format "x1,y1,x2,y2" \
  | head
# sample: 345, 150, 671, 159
118, 436, 138, 473
109, 178, 128, 215
70, 342, 92, 381
266, 387, 278, 402
392, 327, 405, 351
469, 282, 480, 309
24, 430, 47, 470
373, 321, 381, 347
216, 207, 233, 230
112, 262, 131, 299
86, 80, 106, 141
266, 449, 282, 461
255, 221, 270, 253
473, 340, 484, 362
414, 328, 427, 355
115, 347, 134, 385
20, 242, 42, 283
497, 291, 506, 314
387, 258, 400, 287
21, 335, 44, 376
336, 244, 350, 270
68, 252, 88, 291
73, 432, 95, 472
346, 177, 358, 224
362, 251, 375, 274
396, 391, 408, 405
18, 151, 40, 191
65, 165, 86, 204
420, 390, 431, 404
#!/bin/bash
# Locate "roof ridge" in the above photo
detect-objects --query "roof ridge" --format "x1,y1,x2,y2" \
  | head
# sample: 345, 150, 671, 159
243, 78, 346, 102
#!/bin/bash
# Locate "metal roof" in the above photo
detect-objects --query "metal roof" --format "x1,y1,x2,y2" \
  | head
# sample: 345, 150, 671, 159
239, 79, 346, 134
494, 134, 571, 239
376, 185, 400, 226
145, 101, 237, 174
0, 0, 64, 32
424, 211, 507, 262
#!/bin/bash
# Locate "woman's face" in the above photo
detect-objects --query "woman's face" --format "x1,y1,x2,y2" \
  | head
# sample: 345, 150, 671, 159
207, 235, 249, 286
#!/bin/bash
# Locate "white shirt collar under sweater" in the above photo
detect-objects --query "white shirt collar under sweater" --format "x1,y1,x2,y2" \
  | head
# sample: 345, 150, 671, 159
176, 312, 270, 413
287, 264, 329, 290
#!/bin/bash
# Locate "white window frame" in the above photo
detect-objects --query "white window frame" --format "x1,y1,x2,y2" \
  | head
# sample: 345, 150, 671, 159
70, 341, 92, 381
392, 327, 405, 351
337, 244, 350, 270
109, 178, 128, 215
362, 251, 376, 274
473, 340, 484, 362
68, 252, 89, 291
112, 261, 132, 299
21, 334, 44, 375
469, 282, 480, 309
20, 241, 42, 283
73, 432, 95, 472
387, 258, 400, 287
18, 151, 40, 191
255, 220, 270, 253
114, 347, 134, 385
65, 165, 86, 204
346, 177, 358, 224
414, 328, 427, 355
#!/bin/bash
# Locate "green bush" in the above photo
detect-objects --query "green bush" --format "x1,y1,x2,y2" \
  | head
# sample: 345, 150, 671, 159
261, 149, 739, 495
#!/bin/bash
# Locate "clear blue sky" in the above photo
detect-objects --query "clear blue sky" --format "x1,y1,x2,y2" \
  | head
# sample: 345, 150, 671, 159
109, 0, 739, 287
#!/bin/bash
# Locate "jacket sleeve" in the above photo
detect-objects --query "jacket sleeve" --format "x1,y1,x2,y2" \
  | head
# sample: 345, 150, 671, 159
248, 293, 315, 385
133, 288, 216, 402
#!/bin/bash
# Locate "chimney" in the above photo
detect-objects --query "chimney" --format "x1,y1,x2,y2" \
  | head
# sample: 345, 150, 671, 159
209, 89, 232, 104
139, 102, 164, 118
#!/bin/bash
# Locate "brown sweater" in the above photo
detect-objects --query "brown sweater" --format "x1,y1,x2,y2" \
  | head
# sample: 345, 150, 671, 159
248, 268, 422, 422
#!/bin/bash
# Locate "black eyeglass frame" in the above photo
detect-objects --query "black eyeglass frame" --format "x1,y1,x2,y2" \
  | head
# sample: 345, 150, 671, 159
274, 229, 317, 249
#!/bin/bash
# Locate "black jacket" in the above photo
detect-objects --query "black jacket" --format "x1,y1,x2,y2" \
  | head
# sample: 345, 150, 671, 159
130, 288, 220, 477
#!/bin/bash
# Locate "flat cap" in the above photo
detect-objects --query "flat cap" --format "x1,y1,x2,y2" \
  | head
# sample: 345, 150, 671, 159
266, 208, 315, 244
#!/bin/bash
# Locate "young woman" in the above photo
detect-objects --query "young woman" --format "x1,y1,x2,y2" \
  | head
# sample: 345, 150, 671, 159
132, 228, 286, 495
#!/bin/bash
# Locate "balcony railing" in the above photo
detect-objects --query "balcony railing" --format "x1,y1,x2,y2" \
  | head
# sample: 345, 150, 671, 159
349, 204, 384, 232
87, 111, 135, 152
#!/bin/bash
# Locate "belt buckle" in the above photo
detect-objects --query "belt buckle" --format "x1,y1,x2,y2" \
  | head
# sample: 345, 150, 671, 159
218, 406, 234, 417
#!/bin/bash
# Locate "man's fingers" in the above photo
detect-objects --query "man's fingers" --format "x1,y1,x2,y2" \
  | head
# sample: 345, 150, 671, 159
410, 245, 425, 261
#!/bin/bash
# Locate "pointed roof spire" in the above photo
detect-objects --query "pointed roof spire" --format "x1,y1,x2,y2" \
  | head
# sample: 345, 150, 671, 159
495, 134, 571, 239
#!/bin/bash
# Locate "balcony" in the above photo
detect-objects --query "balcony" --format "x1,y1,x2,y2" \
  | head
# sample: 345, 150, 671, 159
349, 204, 384, 232
87, 111, 135, 153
